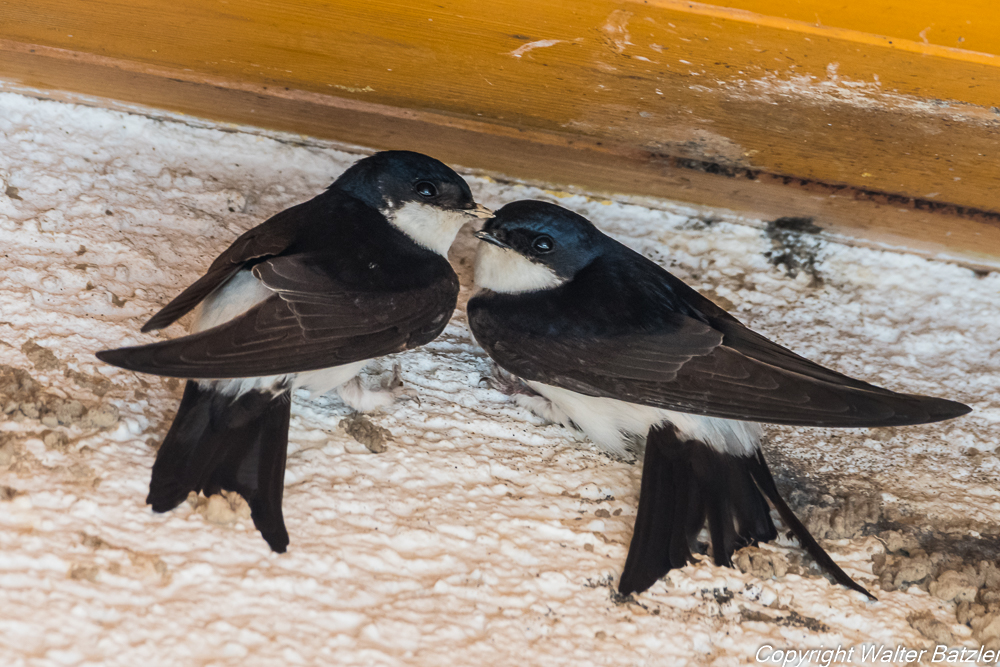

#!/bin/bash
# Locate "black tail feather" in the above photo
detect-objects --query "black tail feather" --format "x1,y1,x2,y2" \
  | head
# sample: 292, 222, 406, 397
619, 428, 691, 597
619, 426, 777, 595
619, 425, 873, 600
746, 450, 876, 600
147, 381, 292, 553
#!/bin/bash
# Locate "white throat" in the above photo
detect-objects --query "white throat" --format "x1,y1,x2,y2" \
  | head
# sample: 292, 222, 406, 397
384, 202, 469, 257
474, 242, 565, 294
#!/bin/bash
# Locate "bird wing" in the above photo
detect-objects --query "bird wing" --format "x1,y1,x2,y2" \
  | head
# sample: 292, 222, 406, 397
471, 289, 969, 428
140, 203, 310, 332
98, 253, 459, 378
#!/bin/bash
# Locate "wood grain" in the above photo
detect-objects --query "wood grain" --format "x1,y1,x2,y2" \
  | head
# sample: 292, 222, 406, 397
1, 0, 999, 262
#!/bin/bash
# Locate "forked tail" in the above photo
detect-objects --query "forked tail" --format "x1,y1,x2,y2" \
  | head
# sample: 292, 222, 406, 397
618, 425, 874, 600
147, 381, 292, 552
745, 449, 875, 600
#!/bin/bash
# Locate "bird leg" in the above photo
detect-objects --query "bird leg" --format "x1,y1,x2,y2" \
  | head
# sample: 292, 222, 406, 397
383, 362, 421, 405
336, 363, 419, 412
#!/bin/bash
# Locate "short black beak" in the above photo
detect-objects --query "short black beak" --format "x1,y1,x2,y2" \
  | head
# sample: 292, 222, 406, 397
466, 203, 493, 219
474, 229, 511, 249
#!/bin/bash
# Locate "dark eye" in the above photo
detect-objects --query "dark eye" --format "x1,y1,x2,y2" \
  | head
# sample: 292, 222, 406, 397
532, 235, 554, 254
415, 181, 438, 198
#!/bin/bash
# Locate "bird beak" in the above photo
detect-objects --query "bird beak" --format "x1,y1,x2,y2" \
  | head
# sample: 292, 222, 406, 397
474, 230, 511, 249
466, 203, 493, 219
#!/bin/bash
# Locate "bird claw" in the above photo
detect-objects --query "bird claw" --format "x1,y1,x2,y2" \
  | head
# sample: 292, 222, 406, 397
382, 362, 405, 390
381, 362, 420, 405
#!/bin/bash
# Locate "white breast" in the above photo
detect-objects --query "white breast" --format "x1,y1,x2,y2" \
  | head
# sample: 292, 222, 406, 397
473, 242, 564, 294
526, 381, 761, 458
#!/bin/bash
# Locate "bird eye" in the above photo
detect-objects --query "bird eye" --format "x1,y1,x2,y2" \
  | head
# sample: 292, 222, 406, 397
415, 181, 438, 198
532, 235, 554, 254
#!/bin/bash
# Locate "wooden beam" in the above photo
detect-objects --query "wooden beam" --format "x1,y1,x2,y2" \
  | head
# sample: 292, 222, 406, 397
2, 0, 999, 264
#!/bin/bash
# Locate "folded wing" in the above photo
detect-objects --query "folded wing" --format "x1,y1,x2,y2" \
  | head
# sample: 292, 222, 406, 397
99, 253, 459, 378
472, 300, 969, 428
140, 202, 310, 332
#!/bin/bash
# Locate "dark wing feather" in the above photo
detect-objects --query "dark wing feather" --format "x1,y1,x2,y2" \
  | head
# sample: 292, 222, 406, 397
482, 326, 968, 427
490, 317, 723, 390
710, 318, 893, 393
141, 202, 314, 332
98, 254, 459, 378
469, 259, 969, 427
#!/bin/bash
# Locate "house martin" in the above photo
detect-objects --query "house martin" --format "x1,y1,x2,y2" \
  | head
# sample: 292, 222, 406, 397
467, 200, 970, 599
98, 150, 491, 552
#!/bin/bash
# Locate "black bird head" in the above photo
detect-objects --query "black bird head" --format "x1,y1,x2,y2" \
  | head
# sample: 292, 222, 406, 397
474, 201, 605, 291
333, 150, 488, 217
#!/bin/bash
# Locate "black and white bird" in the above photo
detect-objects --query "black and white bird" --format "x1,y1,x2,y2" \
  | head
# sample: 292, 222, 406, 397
467, 200, 970, 599
98, 151, 490, 552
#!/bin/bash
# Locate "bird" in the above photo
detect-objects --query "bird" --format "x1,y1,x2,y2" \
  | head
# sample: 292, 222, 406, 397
466, 199, 971, 600
97, 150, 491, 552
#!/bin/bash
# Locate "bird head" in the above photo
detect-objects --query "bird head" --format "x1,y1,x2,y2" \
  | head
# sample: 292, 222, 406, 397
473, 200, 604, 293
333, 151, 491, 256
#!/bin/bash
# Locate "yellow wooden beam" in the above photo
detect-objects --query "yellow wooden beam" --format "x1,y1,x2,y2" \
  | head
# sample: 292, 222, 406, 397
1, 0, 999, 261
679, 0, 1000, 57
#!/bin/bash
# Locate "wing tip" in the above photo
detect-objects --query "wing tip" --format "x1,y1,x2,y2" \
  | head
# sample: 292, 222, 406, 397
96, 345, 162, 376
931, 397, 973, 421
95, 347, 128, 369
893, 395, 972, 425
